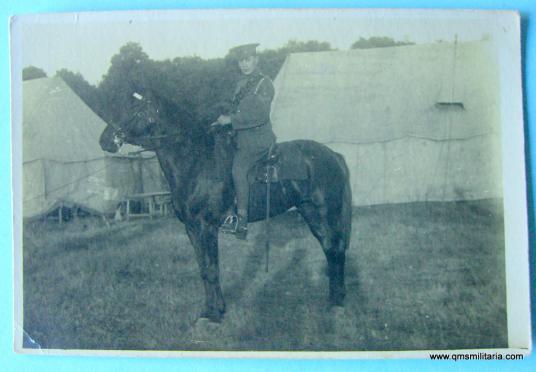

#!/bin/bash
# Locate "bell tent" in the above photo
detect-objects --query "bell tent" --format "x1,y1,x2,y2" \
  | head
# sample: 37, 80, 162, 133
271, 40, 502, 206
22, 76, 167, 219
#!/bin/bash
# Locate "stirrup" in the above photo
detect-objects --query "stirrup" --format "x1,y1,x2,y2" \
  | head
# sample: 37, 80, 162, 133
220, 215, 238, 234
220, 214, 248, 240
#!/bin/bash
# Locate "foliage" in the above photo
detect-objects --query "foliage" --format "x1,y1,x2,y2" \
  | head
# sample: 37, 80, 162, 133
32, 40, 334, 129
23, 66, 47, 81
351, 36, 415, 49
94, 40, 334, 128
97, 42, 156, 125
158, 56, 239, 125
25, 38, 420, 132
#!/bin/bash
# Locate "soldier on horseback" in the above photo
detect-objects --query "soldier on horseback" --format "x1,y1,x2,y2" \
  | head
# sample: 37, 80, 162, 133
99, 43, 351, 319
214, 43, 276, 239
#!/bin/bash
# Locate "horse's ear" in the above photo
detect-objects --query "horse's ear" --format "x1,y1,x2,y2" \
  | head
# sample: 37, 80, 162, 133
99, 125, 120, 153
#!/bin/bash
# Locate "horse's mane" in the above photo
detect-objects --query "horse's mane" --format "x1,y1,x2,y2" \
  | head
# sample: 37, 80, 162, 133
147, 88, 234, 160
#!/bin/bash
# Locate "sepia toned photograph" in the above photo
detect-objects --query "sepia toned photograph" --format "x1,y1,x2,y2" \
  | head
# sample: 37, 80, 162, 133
11, 9, 530, 356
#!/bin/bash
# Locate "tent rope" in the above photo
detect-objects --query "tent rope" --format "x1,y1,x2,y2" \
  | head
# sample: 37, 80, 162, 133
23, 162, 115, 204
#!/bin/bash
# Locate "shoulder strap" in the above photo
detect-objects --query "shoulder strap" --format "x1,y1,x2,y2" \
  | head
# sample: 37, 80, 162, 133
254, 74, 272, 95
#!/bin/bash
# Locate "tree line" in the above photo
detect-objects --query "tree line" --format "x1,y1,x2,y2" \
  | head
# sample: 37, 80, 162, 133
23, 37, 412, 128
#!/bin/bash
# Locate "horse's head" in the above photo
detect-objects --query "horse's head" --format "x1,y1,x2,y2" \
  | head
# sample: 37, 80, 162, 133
99, 89, 182, 153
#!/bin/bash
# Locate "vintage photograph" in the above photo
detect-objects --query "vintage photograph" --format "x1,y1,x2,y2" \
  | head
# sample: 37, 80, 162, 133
11, 9, 529, 355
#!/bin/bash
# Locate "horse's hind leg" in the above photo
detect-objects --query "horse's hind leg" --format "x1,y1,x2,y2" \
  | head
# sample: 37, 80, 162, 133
298, 200, 347, 307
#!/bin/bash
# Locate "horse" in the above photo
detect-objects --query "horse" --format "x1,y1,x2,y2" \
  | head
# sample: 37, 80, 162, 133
99, 89, 352, 322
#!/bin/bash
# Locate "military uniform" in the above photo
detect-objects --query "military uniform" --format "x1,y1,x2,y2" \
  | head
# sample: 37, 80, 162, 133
219, 43, 276, 238
230, 70, 276, 221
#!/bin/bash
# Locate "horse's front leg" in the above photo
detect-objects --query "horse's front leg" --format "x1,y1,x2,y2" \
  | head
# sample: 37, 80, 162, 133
185, 222, 226, 322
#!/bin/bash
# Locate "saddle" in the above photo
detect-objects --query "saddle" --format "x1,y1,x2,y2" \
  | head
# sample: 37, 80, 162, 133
248, 142, 309, 184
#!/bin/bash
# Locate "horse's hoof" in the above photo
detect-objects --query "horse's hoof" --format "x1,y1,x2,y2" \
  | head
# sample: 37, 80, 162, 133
199, 310, 224, 323
199, 315, 222, 324
329, 294, 345, 308
191, 317, 222, 344
329, 300, 345, 308
328, 299, 345, 312
195, 317, 219, 329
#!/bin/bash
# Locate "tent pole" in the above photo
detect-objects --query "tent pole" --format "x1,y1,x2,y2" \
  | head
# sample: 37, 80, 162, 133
149, 196, 154, 219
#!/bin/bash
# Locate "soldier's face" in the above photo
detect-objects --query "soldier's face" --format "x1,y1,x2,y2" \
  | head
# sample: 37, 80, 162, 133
238, 55, 258, 75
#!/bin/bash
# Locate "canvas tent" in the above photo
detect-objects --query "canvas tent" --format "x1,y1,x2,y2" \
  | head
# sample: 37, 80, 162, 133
22, 77, 168, 219
271, 40, 502, 206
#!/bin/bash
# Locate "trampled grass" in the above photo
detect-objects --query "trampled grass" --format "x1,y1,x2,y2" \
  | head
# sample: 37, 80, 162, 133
22, 199, 506, 351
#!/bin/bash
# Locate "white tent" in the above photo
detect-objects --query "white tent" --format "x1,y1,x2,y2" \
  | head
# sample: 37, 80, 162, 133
271, 40, 502, 206
22, 77, 167, 219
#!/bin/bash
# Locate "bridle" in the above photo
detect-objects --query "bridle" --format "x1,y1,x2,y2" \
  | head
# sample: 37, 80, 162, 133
110, 92, 184, 151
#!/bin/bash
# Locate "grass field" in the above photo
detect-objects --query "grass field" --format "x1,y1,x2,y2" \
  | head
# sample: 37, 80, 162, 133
22, 199, 507, 351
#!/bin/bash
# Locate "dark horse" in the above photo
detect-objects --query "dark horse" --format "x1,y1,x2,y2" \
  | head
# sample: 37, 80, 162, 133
99, 89, 352, 322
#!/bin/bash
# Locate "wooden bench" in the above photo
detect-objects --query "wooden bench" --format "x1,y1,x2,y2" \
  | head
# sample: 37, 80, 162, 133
123, 191, 172, 220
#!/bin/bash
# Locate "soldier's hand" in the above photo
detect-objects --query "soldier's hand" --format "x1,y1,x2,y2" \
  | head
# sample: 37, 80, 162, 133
217, 115, 232, 125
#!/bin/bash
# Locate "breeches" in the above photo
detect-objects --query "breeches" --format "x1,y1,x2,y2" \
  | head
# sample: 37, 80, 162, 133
232, 145, 270, 215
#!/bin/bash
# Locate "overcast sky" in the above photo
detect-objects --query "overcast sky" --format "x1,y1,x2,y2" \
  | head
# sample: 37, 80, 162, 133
13, 8, 508, 85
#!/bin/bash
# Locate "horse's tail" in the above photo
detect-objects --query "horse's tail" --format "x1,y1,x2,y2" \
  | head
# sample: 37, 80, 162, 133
335, 152, 352, 251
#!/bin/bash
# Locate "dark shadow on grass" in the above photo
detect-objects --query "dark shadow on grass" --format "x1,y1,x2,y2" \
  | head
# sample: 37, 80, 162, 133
223, 236, 265, 303
233, 246, 312, 350
224, 212, 313, 303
